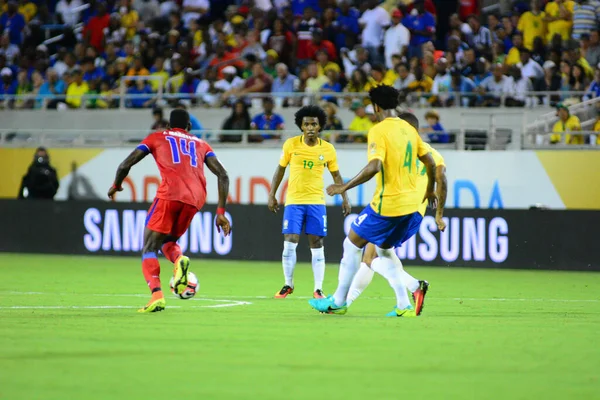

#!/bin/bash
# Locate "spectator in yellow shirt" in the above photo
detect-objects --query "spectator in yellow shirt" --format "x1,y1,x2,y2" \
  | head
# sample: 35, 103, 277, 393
119, 0, 139, 40
365, 65, 396, 91
149, 56, 169, 92
505, 32, 523, 65
592, 110, 600, 145
348, 101, 375, 142
544, 0, 575, 42
551, 103, 583, 144
66, 69, 90, 108
316, 50, 341, 77
17, 0, 36, 22
517, 0, 546, 50
405, 65, 433, 95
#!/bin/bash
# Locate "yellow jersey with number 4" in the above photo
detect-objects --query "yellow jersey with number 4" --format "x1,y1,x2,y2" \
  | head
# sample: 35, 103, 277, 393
279, 135, 339, 205
417, 144, 445, 216
367, 117, 430, 217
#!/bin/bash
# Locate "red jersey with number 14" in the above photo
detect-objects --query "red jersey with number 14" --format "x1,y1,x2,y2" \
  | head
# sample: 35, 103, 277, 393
137, 128, 215, 210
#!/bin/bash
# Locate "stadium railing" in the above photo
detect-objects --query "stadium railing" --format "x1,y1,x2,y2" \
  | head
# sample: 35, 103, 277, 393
0, 89, 592, 111
523, 131, 599, 149
1, 127, 597, 150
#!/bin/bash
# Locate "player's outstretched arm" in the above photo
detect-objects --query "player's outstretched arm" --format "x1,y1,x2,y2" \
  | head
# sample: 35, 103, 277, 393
268, 165, 286, 213
435, 165, 448, 232
330, 170, 351, 216
206, 156, 231, 236
418, 152, 438, 209
107, 149, 148, 200
326, 159, 381, 196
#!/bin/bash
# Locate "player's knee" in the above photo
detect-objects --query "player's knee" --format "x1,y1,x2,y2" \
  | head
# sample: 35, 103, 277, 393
375, 246, 394, 258
363, 252, 376, 267
308, 236, 324, 248
284, 234, 300, 244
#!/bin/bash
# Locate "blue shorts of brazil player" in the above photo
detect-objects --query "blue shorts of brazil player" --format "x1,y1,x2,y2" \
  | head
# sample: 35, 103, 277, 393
282, 205, 328, 237
351, 205, 423, 248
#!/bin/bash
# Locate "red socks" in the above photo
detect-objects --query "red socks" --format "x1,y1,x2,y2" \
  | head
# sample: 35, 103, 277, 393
162, 242, 182, 263
142, 252, 161, 293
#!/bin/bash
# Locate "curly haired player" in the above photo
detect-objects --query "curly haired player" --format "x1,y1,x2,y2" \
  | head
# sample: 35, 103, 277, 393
268, 105, 351, 299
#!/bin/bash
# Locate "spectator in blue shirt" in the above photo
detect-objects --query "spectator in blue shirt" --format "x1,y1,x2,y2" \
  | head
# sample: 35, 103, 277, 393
37, 69, 65, 109
321, 70, 342, 104
584, 68, 600, 101
402, 0, 436, 59
0, 67, 18, 108
335, 0, 360, 50
82, 57, 105, 83
250, 97, 284, 142
0, 2, 26, 45
126, 79, 154, 108
272, 63, 298, 107
179, 68, 200, 103
291, 0, 321, 17
423, 110, 450, 144
447, 67, 476, 107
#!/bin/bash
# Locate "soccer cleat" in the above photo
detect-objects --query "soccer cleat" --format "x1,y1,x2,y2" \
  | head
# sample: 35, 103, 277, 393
172, 255, 191, 295
274, 285, 294, 298
385, 305, 417, 317
413, 280, 429, 316
313, 289, 326, 299
309, 296, 347, 315
138, 292, 166, 313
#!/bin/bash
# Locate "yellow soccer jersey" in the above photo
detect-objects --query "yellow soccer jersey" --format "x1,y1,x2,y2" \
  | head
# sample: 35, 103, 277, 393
279, 135, 339, 205
551, 115, 583, 144
545, 0, 575, 42
517, 11, 546, 50
417, 144, 445, 216
594, 119, 600, 145
368, 118, 429, 217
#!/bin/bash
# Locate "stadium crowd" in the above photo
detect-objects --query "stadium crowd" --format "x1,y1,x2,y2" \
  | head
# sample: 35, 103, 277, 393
1, 0, 600, 143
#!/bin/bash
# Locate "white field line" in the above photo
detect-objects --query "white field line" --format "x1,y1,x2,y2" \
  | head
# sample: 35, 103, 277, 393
0, 292, 251, 310
0, 291, 599, 303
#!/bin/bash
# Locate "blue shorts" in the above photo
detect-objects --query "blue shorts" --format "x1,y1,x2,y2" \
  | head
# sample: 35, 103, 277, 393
282, 204, 327, 237
352, 205, 422, 248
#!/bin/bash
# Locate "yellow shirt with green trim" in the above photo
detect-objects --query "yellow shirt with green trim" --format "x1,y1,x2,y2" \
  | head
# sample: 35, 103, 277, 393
279, 135, 339, 205
417, 143, 445, 216
367, 117, 430, 217
551, 115, 583, 144
517, 11, 546, 50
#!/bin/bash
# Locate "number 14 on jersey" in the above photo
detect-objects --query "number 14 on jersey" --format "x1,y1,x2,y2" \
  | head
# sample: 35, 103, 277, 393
166, 136, 198, 167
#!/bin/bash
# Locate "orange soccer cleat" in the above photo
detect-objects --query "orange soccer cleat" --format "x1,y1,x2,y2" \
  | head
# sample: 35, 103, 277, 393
413, 280, 430, 316
274, 285, 294, 299
138, 291, 166, 313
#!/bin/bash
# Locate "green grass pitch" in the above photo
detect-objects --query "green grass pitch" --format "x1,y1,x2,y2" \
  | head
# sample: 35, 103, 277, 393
0, 254, 599, 400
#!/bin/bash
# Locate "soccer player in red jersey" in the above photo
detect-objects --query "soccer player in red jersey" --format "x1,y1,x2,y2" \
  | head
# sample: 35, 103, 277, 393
108, 109, 231, 313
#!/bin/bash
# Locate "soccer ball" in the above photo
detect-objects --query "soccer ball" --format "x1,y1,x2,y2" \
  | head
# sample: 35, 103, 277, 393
169, 272, 199, 299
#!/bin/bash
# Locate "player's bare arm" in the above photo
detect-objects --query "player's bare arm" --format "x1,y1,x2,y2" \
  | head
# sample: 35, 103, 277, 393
435, 165, 448, 232
418, 152, 438, 209
268, 165, 286, 213
205, 156, 232, 236
326, 159, 381, 196
107, 148, 148, 200
329, 169, 351, 216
